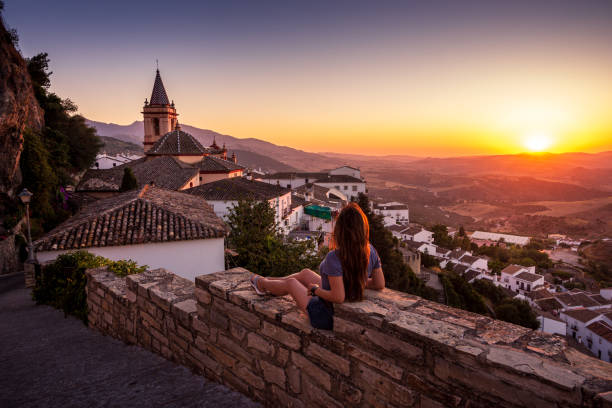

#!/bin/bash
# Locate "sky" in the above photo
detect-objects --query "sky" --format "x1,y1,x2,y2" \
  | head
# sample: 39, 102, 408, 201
5, 0, 612, 156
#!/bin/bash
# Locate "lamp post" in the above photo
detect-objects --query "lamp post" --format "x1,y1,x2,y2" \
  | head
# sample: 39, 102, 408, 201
18, 188, 36, 263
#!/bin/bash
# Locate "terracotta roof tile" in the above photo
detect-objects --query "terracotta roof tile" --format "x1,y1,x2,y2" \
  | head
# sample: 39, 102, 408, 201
515, 271, 543, 283
148, 128, 208, 156
35, 185, 226, 251
562, 308, 601, 324
197, 156, 244, 172
184, 177, 290, 201
149, 69, 170, 105
586, 320, 612, 342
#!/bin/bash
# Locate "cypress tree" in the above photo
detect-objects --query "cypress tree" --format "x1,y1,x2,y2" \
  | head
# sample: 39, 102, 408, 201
120, 168, 138, 192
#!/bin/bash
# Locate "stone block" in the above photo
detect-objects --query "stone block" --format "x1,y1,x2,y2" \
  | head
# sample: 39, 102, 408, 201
276, 346, 289, 366
139, 310, 161, 332
188, 345, 221, 375
388, 311, 465, 348
209, 308, 229, 330
208, 343, 237, 368
194, 287, 212, 305
287, 364, 301, 393
222, 369, 250, 395
229, 321, 247, 341
217, 334, 253, 365
126, 289, 136, 303
262, 321, 301, 350
149, 327, 169, 346
305, 342, 350, 376
271, 385, 304, 408
192, 317, 210, 337
301, 376, 343, 408
420, 395, 447, 408
253, 296, 296, 320
229, 289, 261, 309
260, 360, 286, 388
169, 332, 189, 353
172, 298, 197, 327
176, 323, 194, 343
281, 311, 312, 334
291, 351, 331, 392
247, 332, 275, 356
234, 363, 265, 390
347, 345, 403, 380
213, 299, 260, 330
356, 363, 414, 407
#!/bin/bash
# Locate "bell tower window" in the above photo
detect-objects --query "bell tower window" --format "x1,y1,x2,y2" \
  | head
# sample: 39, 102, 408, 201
153, 118, 160, 135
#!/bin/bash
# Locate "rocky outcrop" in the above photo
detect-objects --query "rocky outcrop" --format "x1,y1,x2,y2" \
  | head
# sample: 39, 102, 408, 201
0, 17, 43, 196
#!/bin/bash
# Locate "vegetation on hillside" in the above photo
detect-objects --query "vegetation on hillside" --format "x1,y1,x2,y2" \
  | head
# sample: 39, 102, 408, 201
225, 199, 323, 277
32, 251, 146, 324
14, 53, 103, 233
440, 272, 539, 329
474, 240, 552, 273
98, 135, 143, 156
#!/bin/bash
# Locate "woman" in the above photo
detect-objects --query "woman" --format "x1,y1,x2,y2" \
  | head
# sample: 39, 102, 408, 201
250, 202, 385, 330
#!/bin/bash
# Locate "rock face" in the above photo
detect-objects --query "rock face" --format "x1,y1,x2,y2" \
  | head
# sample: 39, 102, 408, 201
0, 18, 43, 196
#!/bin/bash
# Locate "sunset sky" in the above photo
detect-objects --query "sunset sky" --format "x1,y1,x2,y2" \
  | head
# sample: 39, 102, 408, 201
6, 0, 612, 156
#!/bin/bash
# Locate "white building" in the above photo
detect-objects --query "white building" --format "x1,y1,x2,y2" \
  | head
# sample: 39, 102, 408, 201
470, 231, 530, 246
260, 166, 366, 201
537, 315, 567, 336
400, 225, 434, 243
560, 308, 612, 362
93, 153, 142, 169
34, 185, 226, 282
500, 264, 545, 294
184, 177, 295, 233
373, 202, 409, 224
457, 254, 489, 272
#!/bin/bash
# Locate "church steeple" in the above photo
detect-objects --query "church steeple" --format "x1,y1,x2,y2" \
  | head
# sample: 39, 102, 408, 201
150, 69, 170, 106
142, 67, 178, 152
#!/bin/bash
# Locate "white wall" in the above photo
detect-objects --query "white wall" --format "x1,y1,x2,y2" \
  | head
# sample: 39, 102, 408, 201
589, 329, 612, 363
313, 181, 365, 201
329, 166, 361, 179
537, 316, 566, 336
37, 238, 225, 282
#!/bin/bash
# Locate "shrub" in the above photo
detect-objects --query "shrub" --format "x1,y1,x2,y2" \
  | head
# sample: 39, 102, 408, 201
32, 251, 146, 324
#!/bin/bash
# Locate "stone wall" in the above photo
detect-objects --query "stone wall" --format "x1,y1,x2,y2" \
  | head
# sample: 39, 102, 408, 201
86, 267, 612, 408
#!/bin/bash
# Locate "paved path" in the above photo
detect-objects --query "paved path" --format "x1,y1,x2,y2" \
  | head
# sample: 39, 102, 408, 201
0, 277, 259, 408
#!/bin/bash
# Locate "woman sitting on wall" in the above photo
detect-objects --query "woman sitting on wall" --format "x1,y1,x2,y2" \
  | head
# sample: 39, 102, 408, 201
250, 202, 385, 330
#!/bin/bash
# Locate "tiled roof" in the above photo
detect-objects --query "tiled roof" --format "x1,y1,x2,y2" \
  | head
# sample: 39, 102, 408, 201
587, 321, 612, 342
184, 177, 291, 201
290, 194, 306, 209
535, 298, 563, 312
197, 156, 244, 172
515, 271, 543, 283
562, 308, 601, 324
403, 240, 424, 252
501, 265, 525, 275
314, 174, 364, 183
262, 172, 327, 180
147, 127, 208, 155
525, 289, 553, 301
35, 185, 226, 251
453, 264, 469, 275
449, 249, 470, 260
78, 156, 199, 192
464, 270, 480, 282
387, 225, 405, 232
460, 255, 481, 265
590, 294, 611, 305
401, 225, 422, 235
149, 70, 170, 105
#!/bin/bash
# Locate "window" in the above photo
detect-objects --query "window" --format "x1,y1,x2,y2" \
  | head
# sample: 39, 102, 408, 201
352, 185, 357, 191
335, 185, 340, 190
95, 162, 99, 168
112, 163, 116, 167
153, 118, 160, 135
190, 182, 193, 188
287, 184, 291, 188
305, 178, 309, 183
343, 185, 348, 190
199, 177, 202, 181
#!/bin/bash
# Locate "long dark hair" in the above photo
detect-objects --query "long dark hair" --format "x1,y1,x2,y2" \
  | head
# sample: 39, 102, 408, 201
331, 202, 370, 301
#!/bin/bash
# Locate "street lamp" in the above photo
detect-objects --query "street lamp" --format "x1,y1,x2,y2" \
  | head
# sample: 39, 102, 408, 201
18, 188, 36, 263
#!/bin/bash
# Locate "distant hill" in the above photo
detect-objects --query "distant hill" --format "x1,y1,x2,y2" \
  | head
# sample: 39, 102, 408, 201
86, 119, 343, 172
99, 136, 143, 156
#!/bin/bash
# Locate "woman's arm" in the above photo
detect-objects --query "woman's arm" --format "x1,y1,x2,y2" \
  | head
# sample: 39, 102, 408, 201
366, 267, 385, 290
311, 275, 345, 303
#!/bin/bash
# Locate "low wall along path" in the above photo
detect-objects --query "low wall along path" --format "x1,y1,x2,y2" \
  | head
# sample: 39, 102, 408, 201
86, 267, 612, 408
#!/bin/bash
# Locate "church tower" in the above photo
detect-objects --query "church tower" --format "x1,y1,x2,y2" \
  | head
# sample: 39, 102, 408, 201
142, 69, 178, 152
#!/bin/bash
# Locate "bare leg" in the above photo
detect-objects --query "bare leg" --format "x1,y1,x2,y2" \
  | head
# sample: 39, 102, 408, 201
257, 277, 310, 312
265, 269, 321, 288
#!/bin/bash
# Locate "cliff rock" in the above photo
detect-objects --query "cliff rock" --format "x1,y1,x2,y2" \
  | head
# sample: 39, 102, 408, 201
0, 18, 43, 196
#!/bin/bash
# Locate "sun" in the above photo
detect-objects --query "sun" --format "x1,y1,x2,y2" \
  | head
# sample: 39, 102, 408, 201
523, 131, 554, 152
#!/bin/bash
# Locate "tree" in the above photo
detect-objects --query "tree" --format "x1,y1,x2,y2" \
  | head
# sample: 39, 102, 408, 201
431, 224, 453, 249
225, 199, 321, 277
458, 225, 466, 237
120, 168, 138, 192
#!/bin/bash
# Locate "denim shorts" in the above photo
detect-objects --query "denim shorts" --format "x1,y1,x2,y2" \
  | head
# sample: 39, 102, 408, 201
307, 296, 334, 330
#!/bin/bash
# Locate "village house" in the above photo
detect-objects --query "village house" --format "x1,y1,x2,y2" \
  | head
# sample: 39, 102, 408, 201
183, 178, 294, 233
500, 264, 545, 294
372, 201, 409, 224
553, 289, 611, 311
470, 231, 530, 247
34, 185, 227, 281
260, 166, 366, 201
92, 153, 142, 169
560, 308, 612, 362
399, 225, 434, 243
